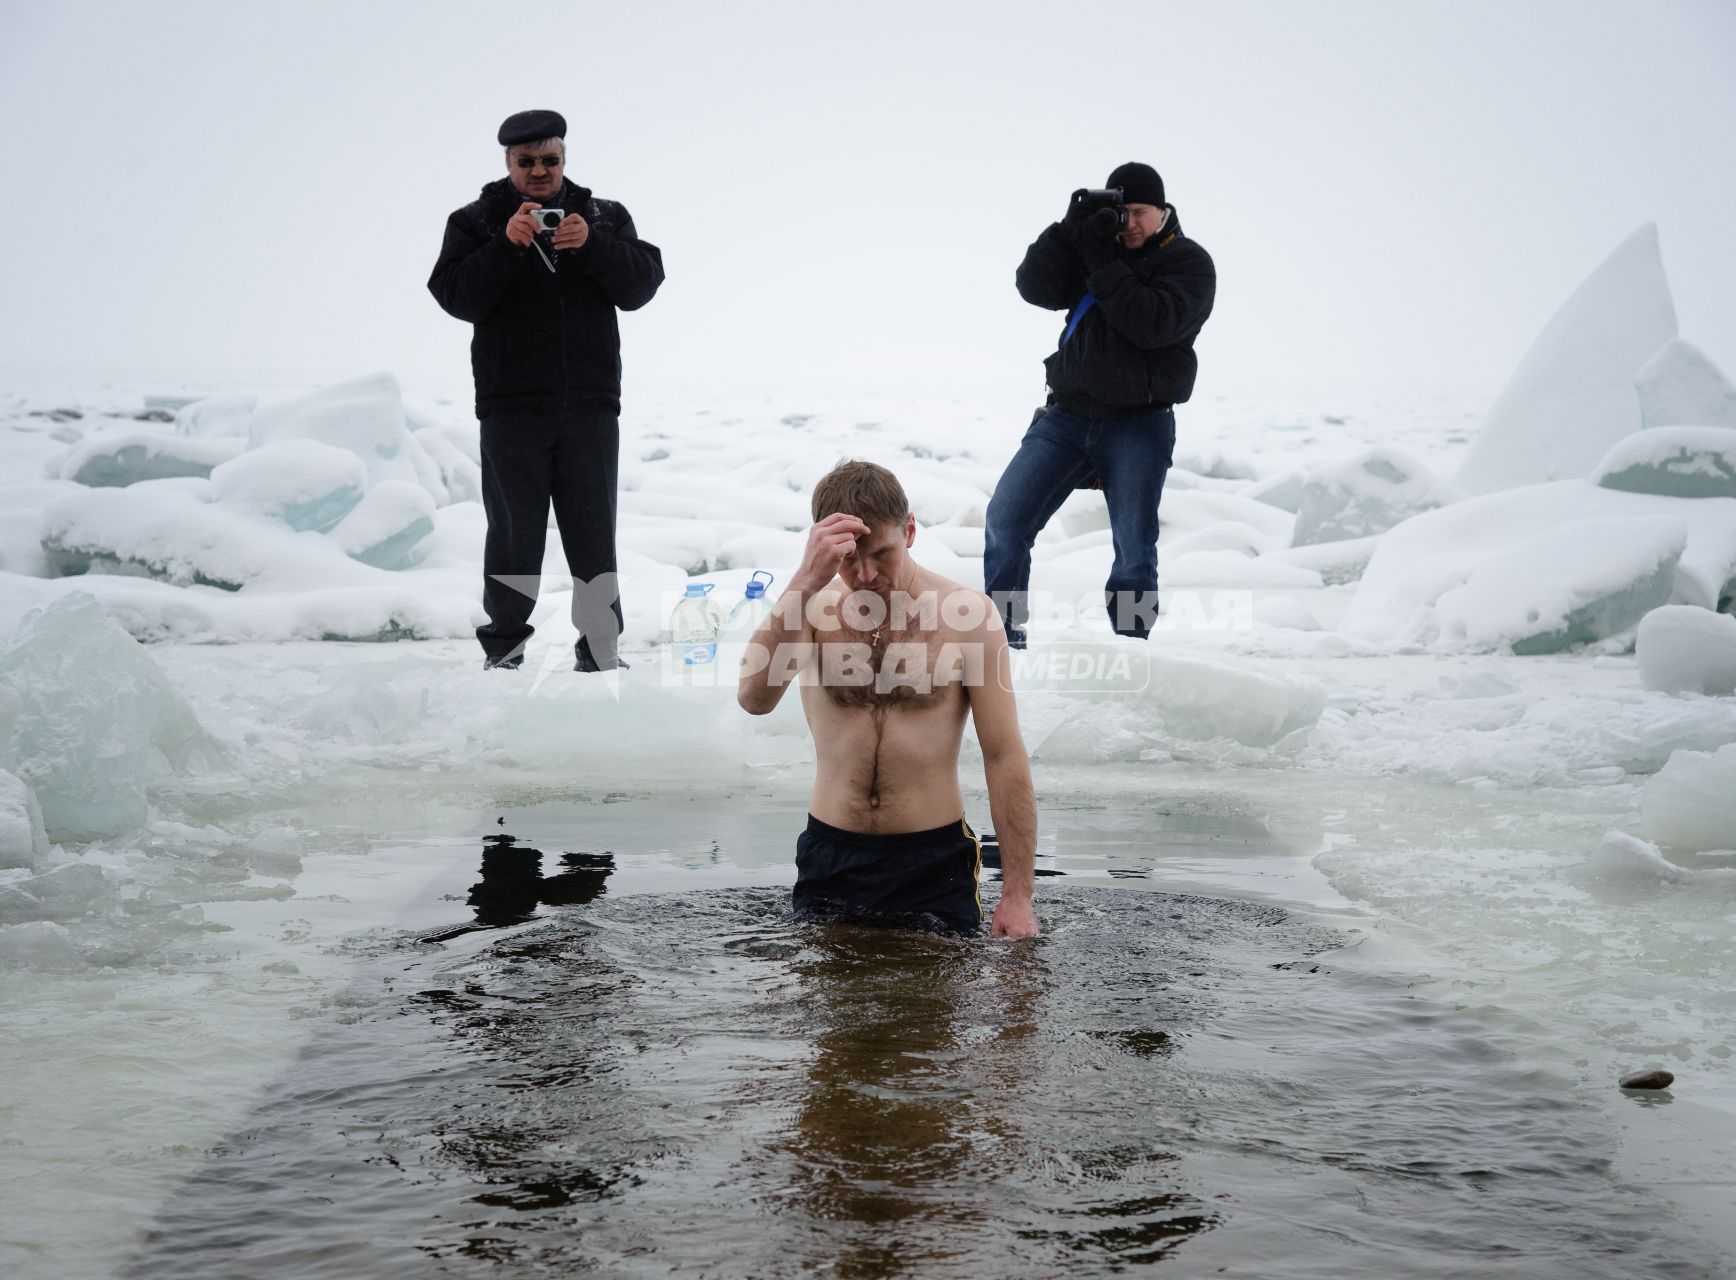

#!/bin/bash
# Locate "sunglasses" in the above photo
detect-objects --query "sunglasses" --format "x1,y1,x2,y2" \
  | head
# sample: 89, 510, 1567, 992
513, 154, 563, 170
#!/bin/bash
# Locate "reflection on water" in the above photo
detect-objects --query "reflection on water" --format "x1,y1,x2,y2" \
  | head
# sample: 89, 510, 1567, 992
425, 834, 615, 941
780, 933, 1048, 1269
124, 887, 1726, 1279
777, 931, 1209, 1276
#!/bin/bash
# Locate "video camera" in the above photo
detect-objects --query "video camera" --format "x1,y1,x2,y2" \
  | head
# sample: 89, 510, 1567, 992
1073, 187, 1127, 232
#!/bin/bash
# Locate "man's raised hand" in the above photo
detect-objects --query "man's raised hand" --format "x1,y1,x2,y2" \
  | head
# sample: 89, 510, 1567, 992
505, 200, 543, 247
793, 513, 869, 592
1061, 187, 1093, 233
1074, 206, 1122, 270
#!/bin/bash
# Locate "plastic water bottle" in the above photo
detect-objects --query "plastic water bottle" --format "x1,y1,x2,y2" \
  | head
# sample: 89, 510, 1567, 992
725, 571, 775, 635
671, 583, 724, 665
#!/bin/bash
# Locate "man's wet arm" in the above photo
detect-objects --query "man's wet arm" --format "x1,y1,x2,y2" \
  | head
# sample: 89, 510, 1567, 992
971, 640, 1037, 899
737, 592, 813, 714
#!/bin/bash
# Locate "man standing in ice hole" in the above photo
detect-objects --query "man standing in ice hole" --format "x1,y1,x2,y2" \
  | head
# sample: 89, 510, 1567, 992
737, 460, 1039, 938
428, 109, 664, 672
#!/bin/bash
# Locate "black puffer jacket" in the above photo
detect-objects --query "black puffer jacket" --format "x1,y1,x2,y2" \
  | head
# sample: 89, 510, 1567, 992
1016, 206, 1215, 416
429, 177, 664, 416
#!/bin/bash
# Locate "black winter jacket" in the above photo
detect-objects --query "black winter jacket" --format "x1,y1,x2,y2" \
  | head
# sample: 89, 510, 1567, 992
1016, 206, 1215, 416
428, 177, 664, 417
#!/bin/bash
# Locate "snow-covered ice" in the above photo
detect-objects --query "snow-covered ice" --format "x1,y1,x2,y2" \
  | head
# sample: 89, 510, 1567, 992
1456, 225, 1677, 494
1637, 605, 1736, 695
1344, 481, 1736, 648
1172, 442, 1261, 481
56, 431, 244, 488
41, 482, 347, 590
1240, 466, 1307, 513
1260, 534, 1381, 586
209, 438, 368, 531
1158, 488, 1295, 553
410, 421, 483, 505
1432, 515, 1683, 654
174, 392, 257, 438
1291, 445, 1462, 546
246, 372, 448, 501
1167, 550, 1324, 590
1636, 338, 1736, 430
328, 479, 436, 569
1592, 425, 1736, 500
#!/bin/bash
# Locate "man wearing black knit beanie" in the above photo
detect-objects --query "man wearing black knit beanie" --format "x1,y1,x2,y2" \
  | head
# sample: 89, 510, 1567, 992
983, 161, 1216, 647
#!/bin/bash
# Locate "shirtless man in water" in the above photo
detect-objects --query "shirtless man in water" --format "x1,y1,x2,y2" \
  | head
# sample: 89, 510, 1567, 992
737, 460, 1039, 938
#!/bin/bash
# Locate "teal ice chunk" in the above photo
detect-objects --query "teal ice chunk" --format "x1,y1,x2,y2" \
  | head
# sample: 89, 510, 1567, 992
1593, 426, 1736, 500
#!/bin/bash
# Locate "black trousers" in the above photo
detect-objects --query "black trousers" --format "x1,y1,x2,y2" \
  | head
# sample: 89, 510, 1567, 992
477, 401, 623, 665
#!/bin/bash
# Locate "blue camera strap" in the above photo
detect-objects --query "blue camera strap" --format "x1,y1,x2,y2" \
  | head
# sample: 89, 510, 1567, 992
1061, 292, 1096, 346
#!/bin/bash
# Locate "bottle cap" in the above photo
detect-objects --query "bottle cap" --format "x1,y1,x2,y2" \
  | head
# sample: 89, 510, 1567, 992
744, 570, 774, 600
683, 583, 714, 597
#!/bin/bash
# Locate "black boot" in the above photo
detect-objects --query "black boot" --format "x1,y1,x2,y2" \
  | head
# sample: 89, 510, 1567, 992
574, 642, 630, 673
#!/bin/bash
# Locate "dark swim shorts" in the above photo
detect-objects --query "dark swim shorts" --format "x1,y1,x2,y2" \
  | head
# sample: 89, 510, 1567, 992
792, 814, 984, 935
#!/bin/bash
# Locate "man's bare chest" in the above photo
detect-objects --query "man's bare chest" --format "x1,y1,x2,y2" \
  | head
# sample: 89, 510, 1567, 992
816, 624, 969, 712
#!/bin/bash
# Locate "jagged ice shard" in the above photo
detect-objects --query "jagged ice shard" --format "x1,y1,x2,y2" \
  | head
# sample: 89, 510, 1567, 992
1643, 742, 1736, 854
1456, 225, 1678, 494
0, 593, 221, 841
1636, 338, 1736, 430
0, 769, 50, 871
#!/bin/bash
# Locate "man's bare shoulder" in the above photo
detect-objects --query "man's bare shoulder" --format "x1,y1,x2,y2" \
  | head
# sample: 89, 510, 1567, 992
908, 567, 1006, 641
912, 564, 971, 597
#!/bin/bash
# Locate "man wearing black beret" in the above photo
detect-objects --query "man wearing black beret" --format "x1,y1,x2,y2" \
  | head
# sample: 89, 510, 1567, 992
983, 162, 1215, 647
429, 109, 665, 672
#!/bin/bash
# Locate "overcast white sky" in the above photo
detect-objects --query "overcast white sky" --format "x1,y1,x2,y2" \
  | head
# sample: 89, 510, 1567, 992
1, 0, 1732, 407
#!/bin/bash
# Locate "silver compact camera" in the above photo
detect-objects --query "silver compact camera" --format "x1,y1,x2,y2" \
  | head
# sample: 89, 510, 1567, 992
529, 208, 565, 232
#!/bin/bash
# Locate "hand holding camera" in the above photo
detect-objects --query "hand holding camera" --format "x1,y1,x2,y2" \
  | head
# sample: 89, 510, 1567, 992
1062, 188, 1093, 233
1071, 189, 1125, 271
551, 211, 589, 251
506, 201, 546, 247
506, 202, 588, 272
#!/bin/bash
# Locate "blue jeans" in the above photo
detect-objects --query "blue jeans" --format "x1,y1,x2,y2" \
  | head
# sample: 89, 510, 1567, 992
983, 404, 1176, 646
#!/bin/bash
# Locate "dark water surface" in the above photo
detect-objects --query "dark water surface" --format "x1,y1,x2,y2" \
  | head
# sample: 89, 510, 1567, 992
124, 880, 1720, 1279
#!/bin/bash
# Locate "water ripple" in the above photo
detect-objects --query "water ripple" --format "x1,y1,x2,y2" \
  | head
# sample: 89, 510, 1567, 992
123, 886, 1724, 1279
